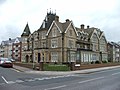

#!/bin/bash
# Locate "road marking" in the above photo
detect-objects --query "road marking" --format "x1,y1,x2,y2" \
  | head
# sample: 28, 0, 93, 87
15, 80, 24, 83
112, 72, 120, 75
0, 75, 76, 85
34, 78, 45, 80
25, 79, 35, 82
44, 85, 67, 90
1, 76, 8, 84
0, 83, 5, 85
78, 77, 104, 84
90, 68, 120, 74
11, 68, 20, 72
8, 81, 16, 84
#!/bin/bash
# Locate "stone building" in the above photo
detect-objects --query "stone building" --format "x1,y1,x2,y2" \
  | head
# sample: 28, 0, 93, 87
21, 11, 108, 64
76, 24, 107, 64
12, 37, 22, 62
21, 23, 31, 62
0, 37, 22, 61
108, 42, 120, 62
0, 38, 15, 59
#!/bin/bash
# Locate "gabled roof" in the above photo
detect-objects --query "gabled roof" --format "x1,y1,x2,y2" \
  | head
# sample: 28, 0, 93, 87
46, 21, 62, 35
89, 28, 99, 39
14, 37, 22, 43
21, 23, 31, 37
76, 27, 94, 39
64, 21, 78, 36
46, 20, 78, 36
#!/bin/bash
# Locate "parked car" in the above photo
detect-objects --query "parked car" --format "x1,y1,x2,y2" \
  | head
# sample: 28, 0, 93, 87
8, 58, 15, 62
0, 58, 13, 68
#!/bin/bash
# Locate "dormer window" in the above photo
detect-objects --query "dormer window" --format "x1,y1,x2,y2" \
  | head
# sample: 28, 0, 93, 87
24, 31, 26, 33
42, 21, 45, 28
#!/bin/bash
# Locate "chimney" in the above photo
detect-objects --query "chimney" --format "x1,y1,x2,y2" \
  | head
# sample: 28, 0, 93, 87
81, 24, 84, 29
87, 25, 90, 29
9, 38, 11, 41
66, 19, 70, 22
55, 16, 59, 22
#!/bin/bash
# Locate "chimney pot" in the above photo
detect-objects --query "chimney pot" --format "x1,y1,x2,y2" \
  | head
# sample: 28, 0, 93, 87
87, 25, 89, 29
66, 19, 70, 22
81, 24, 84, 29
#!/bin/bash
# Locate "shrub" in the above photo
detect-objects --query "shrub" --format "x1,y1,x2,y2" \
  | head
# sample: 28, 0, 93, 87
95, 60, 101, 64
102, 60, 108, 63
43, 64, 70, 71
91, 61, 94, 64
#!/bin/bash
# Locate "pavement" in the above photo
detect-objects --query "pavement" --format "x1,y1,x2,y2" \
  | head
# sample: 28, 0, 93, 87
13, 64, 120, 76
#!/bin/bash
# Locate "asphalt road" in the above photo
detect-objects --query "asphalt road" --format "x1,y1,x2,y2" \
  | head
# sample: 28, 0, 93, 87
0, 66, 120, 90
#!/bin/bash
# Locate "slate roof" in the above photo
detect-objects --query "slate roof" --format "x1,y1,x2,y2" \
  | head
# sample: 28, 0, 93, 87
21, 23, 31, 36
40, 12, 56, 30
1, 37, 22, 46
17, 37, 22, 42
1, 38, 15, 46
108, 42, 120, 48
55, 20, 71, 33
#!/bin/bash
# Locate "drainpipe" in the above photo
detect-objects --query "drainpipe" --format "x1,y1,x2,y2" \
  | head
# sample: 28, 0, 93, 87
62, 32, 64, 63
32, 37, 35, 69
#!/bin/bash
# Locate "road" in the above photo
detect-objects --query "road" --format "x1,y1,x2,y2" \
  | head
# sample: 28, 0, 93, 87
0, 66, 120, 90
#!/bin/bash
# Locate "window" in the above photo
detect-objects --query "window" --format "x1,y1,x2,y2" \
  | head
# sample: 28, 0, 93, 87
42, 31, 46, 39
51, 52, 58, 62
16, 50, 18, 52
42, 21, 45, 28
41, 42, 46, 48
100, 45, 106, 52
84, 53, 88, 62
93, 44, 98, 51
77, 44, 80, 48
84, 45, 87, 49
100, 36, 106, 44
51, 39, 57, 48
69, 29, 72, 36
52, 28, 57, 37
16, 45, 18, 47
71, 53, 75, 62
68, 52, 76, 62
34, 42, 38, 48
92, 33, 98, 42
69, 40, 74, 48
24, 46, 27, 50
92, 54, 96, 61
42, 53, 44, 61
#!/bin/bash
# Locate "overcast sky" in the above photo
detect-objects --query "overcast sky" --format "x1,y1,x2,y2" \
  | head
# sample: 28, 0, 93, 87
0, 0, 120, 42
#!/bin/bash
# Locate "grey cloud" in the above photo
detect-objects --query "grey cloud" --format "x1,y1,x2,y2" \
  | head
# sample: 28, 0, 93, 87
1, 25, 21, 41
0, 0, 6, 5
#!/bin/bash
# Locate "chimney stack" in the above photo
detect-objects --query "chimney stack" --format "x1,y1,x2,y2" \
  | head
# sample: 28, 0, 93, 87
81, 24, 84, 29
55, 16, 59, 22
9, 38, 11, 41
66, 19, 70, 22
